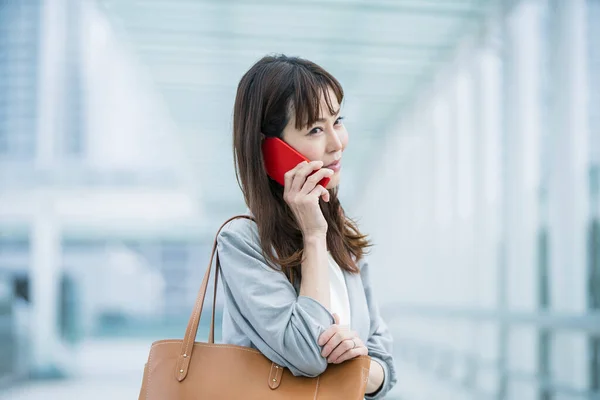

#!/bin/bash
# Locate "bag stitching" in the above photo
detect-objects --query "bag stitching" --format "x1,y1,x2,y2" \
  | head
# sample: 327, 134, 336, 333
151, 341, 267, 355
154, 340, 370, 361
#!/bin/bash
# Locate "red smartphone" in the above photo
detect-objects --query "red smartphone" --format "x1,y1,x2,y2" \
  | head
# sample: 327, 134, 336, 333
262, 137, 330, 188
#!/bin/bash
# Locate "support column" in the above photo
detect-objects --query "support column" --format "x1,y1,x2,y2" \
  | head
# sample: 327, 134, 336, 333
474, 44, 504, 397
30, 199, 62, 376
587, 0, 600, 393
547, 0, 590, 393
502, 1, 544, 399
35, 0, 67, 168
30, 0, 67, 376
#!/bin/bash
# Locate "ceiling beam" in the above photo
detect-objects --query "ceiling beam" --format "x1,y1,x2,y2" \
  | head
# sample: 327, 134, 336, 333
109, 0, 486, 17
125, 27, 454, 52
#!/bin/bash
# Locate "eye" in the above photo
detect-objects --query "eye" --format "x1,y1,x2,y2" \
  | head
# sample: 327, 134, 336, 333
334, 116, 345, 126
308, 127, 323, 135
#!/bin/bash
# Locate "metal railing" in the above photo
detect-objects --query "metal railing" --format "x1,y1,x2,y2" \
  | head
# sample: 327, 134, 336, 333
384, 305, 600, 399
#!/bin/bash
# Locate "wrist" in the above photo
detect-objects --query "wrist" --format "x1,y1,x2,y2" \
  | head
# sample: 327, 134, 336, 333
303, 232, 327, 245
366, 359, 385, 395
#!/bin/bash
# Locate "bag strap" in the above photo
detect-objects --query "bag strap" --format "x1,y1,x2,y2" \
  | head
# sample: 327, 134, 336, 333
175, 214, 255, 382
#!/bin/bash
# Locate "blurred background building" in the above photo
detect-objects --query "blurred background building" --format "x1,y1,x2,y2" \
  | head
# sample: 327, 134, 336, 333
0, 0, 598, 399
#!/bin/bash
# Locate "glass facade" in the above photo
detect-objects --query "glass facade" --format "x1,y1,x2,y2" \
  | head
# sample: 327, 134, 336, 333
0, 0, 41, 159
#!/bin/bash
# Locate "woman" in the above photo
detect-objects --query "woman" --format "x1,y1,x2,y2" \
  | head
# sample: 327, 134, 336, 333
216, 54, 397, 399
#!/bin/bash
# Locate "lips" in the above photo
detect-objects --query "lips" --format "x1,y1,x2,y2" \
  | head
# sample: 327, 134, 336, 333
324, 159, 342, 172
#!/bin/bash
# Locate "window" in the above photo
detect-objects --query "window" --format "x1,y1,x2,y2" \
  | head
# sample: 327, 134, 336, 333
0, 1, 41, 160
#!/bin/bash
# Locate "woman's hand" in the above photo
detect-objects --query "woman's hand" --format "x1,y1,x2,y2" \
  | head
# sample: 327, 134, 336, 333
283, 160, 334, 238
318, 314, 368, 364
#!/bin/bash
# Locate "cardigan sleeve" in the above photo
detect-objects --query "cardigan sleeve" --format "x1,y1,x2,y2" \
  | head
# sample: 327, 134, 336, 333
216, 219, 335, 377
360, 257, 398, 399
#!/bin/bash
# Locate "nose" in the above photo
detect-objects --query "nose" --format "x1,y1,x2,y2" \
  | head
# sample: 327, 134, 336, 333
326, 128, 343, 153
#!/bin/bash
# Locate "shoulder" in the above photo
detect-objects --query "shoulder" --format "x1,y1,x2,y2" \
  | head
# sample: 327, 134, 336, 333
218, 215, 260, 244
216, 215, 282, 273
216, 215, 266, 259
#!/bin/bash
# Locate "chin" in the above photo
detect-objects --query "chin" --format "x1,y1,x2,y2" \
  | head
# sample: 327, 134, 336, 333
326, 176, 340, 189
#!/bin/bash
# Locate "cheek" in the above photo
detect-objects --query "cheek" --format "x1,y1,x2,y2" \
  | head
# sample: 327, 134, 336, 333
281, 132, 322, 162
339, 129, 349, 149
296, 143, 323, 162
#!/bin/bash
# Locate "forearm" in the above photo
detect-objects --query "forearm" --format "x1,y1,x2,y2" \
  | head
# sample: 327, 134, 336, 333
365, 358, 384, 395
299, 234, 331, 310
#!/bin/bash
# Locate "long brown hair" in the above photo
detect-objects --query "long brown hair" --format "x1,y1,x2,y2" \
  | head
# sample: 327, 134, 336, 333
232, 54, 371, 281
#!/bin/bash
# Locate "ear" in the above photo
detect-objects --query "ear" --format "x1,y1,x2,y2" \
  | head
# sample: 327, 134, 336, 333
260, 132, 266, 140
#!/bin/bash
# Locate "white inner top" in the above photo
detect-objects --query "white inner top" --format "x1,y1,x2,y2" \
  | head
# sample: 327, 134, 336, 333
327, 251, 351, 327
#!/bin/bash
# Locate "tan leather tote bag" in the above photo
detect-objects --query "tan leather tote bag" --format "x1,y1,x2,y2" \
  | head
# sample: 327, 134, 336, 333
138, 214, 372, 399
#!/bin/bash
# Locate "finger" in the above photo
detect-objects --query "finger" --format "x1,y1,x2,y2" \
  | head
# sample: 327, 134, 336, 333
321, 185, 330, 202
332, 313, 340, 325
331, 346, 369, 364
290, 161, 323, 193
329, 337, 366, 364
318, 319, 348, 347
326, 338, 355, 363
318, 325, 339, 347
283, 161, 308, 196
299, 168, 333, 195
320, 331, 349, 358
308, 184, 330, 204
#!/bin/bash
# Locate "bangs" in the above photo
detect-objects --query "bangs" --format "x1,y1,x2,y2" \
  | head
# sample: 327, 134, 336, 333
290, 67, 343, 130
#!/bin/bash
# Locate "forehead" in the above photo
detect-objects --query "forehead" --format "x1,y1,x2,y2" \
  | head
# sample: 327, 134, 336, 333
319, 89, 340, 114
288, 86, 342, 130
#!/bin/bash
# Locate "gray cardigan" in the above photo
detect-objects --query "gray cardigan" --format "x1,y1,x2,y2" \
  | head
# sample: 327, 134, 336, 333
216, 215, 397, 399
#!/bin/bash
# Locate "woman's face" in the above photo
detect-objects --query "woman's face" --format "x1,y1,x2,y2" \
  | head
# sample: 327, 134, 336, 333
281, 89, 347, 189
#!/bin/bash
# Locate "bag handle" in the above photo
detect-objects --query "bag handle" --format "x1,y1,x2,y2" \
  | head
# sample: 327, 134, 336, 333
175, 214, 255, 382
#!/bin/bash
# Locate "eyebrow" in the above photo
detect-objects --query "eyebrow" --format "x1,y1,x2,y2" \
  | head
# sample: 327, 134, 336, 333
315, 109, 341, 123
